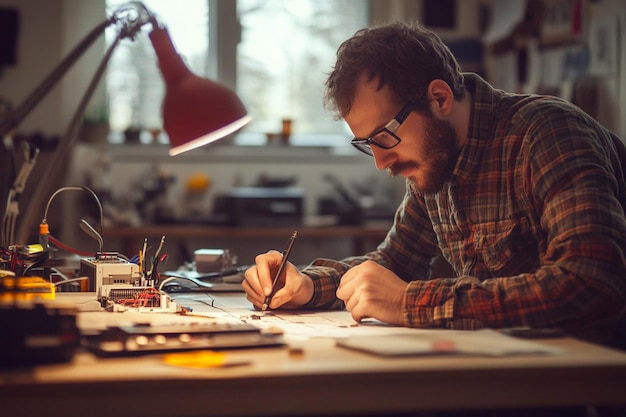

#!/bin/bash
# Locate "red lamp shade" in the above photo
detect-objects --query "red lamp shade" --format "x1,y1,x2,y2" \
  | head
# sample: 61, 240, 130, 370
149, 26, 251, 156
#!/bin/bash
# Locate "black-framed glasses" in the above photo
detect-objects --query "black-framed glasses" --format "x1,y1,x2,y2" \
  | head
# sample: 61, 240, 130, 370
350, 100, 418, 156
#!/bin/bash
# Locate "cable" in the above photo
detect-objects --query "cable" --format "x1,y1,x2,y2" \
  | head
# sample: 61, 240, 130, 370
43, 186, 104, 235
40, 185, 104, 256
22, 258, 47, 276
158, 275, 219, 293
49, 235, 94, 257
53, 276, 88, 287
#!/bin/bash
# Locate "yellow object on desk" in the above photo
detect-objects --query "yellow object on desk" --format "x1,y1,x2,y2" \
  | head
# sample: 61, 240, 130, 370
0, 275, 55, 301
163, 350, 249, 369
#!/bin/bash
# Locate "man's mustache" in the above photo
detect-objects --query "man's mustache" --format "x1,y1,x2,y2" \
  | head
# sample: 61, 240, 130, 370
387, 162, 418, 177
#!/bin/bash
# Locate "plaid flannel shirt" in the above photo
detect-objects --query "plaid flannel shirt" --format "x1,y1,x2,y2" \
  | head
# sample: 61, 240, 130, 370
302, 73, 626, 344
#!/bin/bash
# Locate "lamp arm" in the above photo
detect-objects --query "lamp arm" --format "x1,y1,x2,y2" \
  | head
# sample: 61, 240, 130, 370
0, 1, 159, 138
14, 31, 124, 245
0, 18, 115, 138
58, 33, 124, 166
2, 1, 234, 244
9, 2, 159, 244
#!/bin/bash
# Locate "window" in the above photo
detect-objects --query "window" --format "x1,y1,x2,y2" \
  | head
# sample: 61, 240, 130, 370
105, 0, 369, 146
105, 0, 209, 142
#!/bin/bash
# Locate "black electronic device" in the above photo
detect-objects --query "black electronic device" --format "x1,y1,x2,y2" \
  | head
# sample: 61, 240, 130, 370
85, 322, 283, 357
0, 302, 80, 367
214, 187, 304, 227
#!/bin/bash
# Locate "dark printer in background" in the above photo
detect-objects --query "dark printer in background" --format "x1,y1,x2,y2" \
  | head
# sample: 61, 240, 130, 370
213, 187, 304, 227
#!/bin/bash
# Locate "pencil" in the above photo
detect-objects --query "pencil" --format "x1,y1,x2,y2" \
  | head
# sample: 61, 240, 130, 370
261, 231, 298, 315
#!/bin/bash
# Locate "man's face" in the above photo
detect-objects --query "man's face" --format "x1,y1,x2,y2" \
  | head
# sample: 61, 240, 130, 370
345, 76, 458, 196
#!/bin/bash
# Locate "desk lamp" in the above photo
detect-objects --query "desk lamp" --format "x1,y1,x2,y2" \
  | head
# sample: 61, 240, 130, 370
0, 1, 251, 246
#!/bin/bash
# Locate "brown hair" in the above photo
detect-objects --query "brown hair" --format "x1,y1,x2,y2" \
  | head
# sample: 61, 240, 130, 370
324, 21, 465, 118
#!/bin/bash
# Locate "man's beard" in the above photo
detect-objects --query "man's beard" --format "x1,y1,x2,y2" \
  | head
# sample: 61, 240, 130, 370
388, 116, 459, 196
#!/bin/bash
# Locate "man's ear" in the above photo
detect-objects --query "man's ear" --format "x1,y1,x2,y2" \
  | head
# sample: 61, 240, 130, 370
427, 79, 454, 116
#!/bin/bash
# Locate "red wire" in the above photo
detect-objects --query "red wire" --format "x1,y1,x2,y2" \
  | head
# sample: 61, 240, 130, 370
49, 234, 95, 257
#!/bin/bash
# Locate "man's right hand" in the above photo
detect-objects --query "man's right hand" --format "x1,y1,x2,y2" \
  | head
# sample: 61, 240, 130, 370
243, 250, 314, 311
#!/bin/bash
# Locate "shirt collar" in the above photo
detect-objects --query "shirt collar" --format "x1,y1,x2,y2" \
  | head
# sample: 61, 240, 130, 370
449, 73, 501, 185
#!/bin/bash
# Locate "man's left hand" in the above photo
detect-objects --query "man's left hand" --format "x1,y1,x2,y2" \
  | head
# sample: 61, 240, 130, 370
336, 260, 408, 325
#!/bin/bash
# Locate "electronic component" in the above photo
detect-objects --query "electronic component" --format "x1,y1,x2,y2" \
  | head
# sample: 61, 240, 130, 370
80, 252, 175, 312
0, 274, 55, 302
214, 187, 304, 226
79, 252, 141, 293
0, 302, 79, 367
85, 322, 284, 357
194, 248, 236, 273
104, 286, 177, 313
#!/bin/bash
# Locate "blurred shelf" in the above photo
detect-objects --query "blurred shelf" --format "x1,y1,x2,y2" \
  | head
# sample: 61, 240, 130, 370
105, 222, 392, 257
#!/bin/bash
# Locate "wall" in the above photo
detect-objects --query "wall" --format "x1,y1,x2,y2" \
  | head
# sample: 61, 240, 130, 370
484, 0, 626, 141
0, 0, 106, 135
583, 0, 626, 139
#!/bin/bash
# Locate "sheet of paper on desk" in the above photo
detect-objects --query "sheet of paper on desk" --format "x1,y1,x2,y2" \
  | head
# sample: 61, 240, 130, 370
336, 329, 564, 357
165, 293, 563, 353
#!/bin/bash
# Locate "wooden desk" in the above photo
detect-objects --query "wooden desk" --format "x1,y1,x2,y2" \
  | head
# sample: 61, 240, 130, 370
2, 293, 626, 417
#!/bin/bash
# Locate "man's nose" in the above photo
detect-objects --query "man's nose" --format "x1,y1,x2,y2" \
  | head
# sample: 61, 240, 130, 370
372, 147, 393, 171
